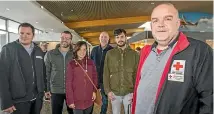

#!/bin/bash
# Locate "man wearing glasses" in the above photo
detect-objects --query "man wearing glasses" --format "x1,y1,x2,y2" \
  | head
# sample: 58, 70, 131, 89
44, 31, 73, 114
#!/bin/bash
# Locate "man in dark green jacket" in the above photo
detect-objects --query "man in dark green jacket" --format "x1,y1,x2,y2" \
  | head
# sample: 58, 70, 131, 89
44, 31, 73, 114
103, 28, 139, 114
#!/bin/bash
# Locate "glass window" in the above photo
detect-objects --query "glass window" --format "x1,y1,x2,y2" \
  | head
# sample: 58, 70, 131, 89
35, 29, 39, 34
0, 19, 6, 30
8, 20, 19, 33
9, 32, 19, 42
0, 31, 8, 52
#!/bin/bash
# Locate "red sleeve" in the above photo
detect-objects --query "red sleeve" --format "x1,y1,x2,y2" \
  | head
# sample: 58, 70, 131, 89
66, 61, 74, 105
91, 60, 98, 92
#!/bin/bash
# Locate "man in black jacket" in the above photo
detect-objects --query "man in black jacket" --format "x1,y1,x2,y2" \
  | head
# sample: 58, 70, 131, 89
132, 3, 213, 114
44, 31, 73, 114
0, 23, 45, 114
91, 32, 113, 114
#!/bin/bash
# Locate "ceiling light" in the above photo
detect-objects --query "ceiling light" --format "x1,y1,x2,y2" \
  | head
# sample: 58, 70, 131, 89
6, 8, 10, 11
36, 22, 39, 24
51, 29, 54, 31
151, 2, 155, 5
40, 6, 44, 9
71, 9, 73, 12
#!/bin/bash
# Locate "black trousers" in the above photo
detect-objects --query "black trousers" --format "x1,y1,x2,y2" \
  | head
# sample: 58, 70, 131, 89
73, 105, 93, 114
51, 93, 73, 114
13, 94, 43, 114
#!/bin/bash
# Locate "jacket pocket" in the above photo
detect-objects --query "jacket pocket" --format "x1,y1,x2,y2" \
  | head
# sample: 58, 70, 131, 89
10, 68, 26, 100
51, 71, 62, 87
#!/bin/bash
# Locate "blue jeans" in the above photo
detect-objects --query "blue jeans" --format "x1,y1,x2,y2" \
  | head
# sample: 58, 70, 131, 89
100, 84, 108, 114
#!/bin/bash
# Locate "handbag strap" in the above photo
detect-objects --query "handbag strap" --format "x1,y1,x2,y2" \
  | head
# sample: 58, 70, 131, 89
74, 59, 98, 91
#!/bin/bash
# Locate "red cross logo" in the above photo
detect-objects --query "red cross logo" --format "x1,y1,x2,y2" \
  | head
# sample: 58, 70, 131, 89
173, 62, 183, 71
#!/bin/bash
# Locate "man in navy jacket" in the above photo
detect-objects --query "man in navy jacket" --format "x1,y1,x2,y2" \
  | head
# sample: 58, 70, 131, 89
91, 32, 113, 114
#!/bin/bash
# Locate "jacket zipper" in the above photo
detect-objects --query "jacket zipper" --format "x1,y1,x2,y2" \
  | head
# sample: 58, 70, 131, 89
29, 51, 36, 99
100, 50, 103, 70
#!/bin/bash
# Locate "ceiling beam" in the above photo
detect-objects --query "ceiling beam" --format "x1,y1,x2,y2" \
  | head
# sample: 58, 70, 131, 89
80, 28, 144, 37
65, 16, 150, 28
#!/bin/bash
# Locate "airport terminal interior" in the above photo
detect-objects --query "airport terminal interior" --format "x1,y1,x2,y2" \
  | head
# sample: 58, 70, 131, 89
0, 1, 213, 114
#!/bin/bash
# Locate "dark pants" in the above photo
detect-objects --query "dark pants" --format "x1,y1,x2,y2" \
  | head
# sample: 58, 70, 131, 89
100, 84, 108, 114
73, 105, 93, 114
13, 93, 43, 114
51, 93, 73, 114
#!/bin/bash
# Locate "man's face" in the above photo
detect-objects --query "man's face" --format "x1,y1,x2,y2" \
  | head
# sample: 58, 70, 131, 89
60, 33, 72, 48
18, 27, 34, 45
40, 43, 48, 52
115, 32, 127, 47
151, 5, 180, 45
99, 32, 109, 46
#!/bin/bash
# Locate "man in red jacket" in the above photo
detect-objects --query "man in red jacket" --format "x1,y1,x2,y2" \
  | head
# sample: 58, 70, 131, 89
132, 3, 213, 114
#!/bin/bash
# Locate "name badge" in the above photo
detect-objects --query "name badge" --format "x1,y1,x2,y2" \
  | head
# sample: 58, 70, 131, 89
36, 56, 43, 59
168, 60, 185, 82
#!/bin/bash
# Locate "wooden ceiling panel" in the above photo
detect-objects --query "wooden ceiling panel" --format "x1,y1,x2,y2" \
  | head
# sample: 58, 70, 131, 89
37, 1, 213, 22
76, 23, 143, 34
80, 28, 144, 38
37, 1, 213, 45
65, 16, 150, 29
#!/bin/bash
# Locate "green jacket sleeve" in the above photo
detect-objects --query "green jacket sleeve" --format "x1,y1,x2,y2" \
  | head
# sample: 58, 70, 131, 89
103, 52, 111, 94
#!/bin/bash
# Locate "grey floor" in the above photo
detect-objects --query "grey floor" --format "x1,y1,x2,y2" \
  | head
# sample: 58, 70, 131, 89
0, 101, 125, 114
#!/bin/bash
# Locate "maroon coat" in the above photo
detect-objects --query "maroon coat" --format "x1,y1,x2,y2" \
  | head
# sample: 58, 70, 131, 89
66, 58, 98, 110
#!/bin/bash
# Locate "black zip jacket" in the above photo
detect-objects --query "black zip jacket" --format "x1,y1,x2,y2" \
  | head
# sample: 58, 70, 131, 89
0, 40, 45, 110
90, 44, 113, 88
132, 32, 213, 114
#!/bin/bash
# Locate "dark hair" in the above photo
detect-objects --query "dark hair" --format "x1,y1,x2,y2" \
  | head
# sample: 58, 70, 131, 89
73, 41, 88, 59
114, 28, 127, 36
61, 31, 73, 39
18, 23, 35, 36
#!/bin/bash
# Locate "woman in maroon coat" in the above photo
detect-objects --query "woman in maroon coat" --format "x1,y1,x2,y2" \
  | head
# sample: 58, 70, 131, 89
66, 41, 98, 114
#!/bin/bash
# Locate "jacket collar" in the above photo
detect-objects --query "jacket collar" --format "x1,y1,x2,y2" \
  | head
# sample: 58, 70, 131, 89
174, 32, 190, 52
15, 39, 39, 50
151, 32, 180, 49
99, 44, 112, 51
115, 45, 132, 52
150, 32, 189, 52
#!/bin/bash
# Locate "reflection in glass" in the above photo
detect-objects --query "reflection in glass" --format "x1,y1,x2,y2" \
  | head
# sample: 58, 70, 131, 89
0, 19, 6, 30
8, 20, 19, 33
0, 31, 8, 52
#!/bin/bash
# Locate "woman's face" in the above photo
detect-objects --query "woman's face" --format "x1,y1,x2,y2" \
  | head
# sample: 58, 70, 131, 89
77, 44, 87, 59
